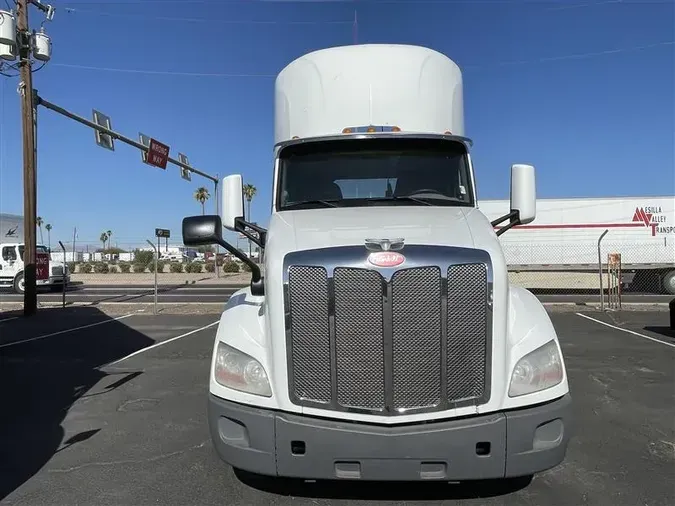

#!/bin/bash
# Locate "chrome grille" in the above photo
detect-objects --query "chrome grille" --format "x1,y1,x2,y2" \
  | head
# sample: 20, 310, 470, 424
392, 267, 442, 410
334, 268, 385, 410
51, 266, 63, 276
447, 264, 488, 402
285, 248, 491, 416
287, 266, 331, 404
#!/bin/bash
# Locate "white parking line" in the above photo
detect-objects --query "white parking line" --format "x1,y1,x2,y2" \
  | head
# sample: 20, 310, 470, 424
105, 320, 219, 366
0, 314, 135, 349
576, 313, 675, 349
0, 317, 19, 324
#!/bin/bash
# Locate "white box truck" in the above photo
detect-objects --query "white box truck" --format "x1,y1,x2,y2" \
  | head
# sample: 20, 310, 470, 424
0, 213, 70, 293
181, 44, 572, 483
478, 197, 675, 294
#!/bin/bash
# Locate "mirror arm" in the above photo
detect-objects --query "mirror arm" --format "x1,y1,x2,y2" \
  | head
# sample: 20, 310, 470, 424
234, 217, 267, 248
494, 210, 521, 237
490, 210, 519, 228
214, 237, 264, 296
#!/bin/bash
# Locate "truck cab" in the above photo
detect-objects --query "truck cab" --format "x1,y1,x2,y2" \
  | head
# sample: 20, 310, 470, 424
0, 242, 70, 293
182, 44, 572, 483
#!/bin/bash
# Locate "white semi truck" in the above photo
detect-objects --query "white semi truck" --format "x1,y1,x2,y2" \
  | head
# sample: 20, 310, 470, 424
0, 213, 70, 293
182, 44, 572, 483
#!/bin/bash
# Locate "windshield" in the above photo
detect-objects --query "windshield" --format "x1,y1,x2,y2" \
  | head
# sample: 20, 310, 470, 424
18, 245, 50, 261
277, 138, 474, 211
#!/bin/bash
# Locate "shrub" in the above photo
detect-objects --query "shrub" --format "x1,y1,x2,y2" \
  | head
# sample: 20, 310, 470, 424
109, 265, 119, 273
119, 262, 131, 273
79, 262, 92, 274
170, 262, 183, 273
133, 263, 147, 273
147, 260, 166, 273
241, 262, 252, 272
133, 249, 155, 265
93, 262, 110, 274
67, 262, 77, 273
222, 260, 240, 273
204, 261, 215, 273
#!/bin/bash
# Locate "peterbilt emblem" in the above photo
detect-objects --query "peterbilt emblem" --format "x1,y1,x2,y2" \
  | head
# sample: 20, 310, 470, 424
364, 238, 405, 252
368, 251, 405, 267
365, 238, 405, 267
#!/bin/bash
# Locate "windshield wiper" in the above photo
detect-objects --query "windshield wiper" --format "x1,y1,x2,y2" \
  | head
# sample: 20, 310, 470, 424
282, 199, 340, 210
365, 196, 433, 206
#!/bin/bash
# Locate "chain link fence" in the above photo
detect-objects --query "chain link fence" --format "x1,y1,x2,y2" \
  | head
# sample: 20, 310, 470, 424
500, 234, 674, 296
47, 237, 262, 287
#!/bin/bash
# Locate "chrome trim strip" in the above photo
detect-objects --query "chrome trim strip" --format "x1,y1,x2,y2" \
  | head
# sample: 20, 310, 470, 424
274, 132, 474, 152
283, 245, 494, 416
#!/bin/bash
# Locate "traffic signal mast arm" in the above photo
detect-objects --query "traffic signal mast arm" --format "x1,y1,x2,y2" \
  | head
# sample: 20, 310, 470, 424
34, 92, 218, 184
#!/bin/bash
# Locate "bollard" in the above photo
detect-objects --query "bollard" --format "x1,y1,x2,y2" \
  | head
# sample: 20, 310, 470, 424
670, 298, 674, 331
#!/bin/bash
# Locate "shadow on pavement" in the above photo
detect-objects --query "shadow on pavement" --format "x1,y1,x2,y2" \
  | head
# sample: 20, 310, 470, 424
234, 469, 533, 501
0, 306, 153, 501
643, 326, 675, 339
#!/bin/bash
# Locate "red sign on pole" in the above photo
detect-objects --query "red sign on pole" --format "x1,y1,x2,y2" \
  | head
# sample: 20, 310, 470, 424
147, 138, 170, 169
36, 252, 50, 281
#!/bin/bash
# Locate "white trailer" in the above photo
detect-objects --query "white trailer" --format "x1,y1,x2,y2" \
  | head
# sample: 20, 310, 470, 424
477, 196, 675, 294
0, 213, 70, 293
181, 44, 572, 483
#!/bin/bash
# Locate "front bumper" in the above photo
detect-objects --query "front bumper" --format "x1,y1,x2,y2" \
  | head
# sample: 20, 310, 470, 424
208, 393, 572, 481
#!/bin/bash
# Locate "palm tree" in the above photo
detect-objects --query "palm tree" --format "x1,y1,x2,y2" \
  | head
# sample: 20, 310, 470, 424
100, 232, 109, 251
194, 187, 210, 215
36, 216, 44, 245
106, 229, 113, 249
242, 184, 257, 258
45, 224, 52, 250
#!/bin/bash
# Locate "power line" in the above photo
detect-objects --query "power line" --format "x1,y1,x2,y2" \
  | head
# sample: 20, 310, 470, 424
63, 7, 353, 24
463, 40, 674, 70
50, 40, 674, 77
51, 63, 276, 77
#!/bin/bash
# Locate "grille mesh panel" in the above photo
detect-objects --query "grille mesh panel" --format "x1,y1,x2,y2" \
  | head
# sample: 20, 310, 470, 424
447, 263, 488, 402
287, 266, 331, 403
286, 259, 490, 414
333, 268, 385, 410
392, 267, 442, 410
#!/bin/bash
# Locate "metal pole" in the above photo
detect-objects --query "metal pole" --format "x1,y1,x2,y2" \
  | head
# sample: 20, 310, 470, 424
598, 229, 609, 311
58, 240, 66, 308
146, 239, 158, 315
35, 95, 218, 183
215, 176, 220, 278
18, 0, 37, 316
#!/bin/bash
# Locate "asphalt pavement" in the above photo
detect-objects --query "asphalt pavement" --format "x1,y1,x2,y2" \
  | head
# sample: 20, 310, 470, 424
1, 307, 673, 505
1, 283, 672, 305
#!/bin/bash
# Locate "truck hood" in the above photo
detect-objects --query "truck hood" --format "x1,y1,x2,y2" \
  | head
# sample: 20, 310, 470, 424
269, 206, 480, 252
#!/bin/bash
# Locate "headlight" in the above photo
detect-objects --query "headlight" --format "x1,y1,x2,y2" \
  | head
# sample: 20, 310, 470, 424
214, 342, 272, 397
509, 340, 563, 397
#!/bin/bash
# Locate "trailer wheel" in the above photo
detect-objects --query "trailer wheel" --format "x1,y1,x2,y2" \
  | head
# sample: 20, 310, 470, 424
663, 270, 675, 295
13, 273, 25, 294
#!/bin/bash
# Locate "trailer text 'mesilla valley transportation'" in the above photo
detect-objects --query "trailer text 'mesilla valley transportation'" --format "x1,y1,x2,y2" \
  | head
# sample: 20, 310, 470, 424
182, 44, 572, 483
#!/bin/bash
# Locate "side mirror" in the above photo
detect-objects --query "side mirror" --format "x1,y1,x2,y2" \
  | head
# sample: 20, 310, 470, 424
222, 174, 244, 230
510, 164, 536, 225
182, 215, 223, 246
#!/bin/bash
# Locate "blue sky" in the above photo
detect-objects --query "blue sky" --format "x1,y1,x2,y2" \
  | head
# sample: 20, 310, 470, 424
0, 0, 673, 250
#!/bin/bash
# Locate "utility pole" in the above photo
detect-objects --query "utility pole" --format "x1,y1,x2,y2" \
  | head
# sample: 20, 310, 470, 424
17, 0, 37, 316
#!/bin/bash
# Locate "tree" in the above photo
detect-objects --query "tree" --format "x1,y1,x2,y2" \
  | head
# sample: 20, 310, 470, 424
106, 229, 113, 249
36, 216, 44, 245
45, 224, 52, 250
242, 184, 257, 258
194, 187, 210, 215
100, 232, 109, 251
